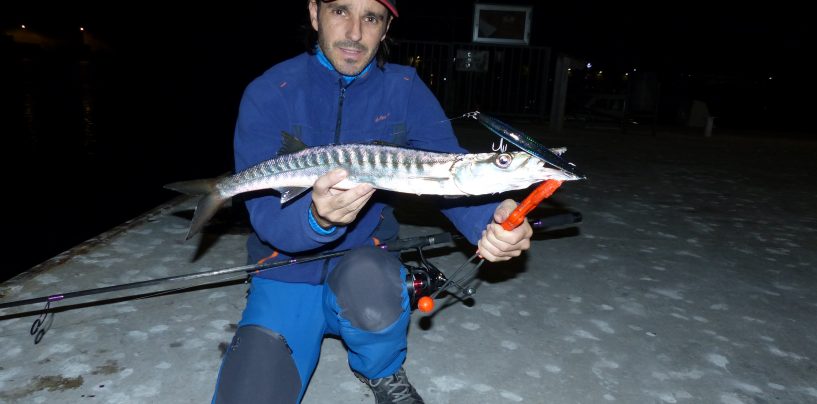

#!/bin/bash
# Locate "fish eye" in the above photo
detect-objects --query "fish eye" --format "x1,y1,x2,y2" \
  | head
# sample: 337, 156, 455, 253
494, 153, 513, 168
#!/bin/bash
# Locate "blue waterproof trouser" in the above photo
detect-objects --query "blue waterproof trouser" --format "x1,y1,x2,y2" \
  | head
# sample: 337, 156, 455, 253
212, 247, 410, 403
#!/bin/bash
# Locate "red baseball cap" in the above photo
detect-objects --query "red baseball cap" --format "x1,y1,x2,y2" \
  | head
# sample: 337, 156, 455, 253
376, 0, 398, 17
321, 0, 399, 17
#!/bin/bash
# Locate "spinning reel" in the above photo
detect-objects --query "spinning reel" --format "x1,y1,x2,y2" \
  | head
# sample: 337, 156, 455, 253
404, 246, 478, 313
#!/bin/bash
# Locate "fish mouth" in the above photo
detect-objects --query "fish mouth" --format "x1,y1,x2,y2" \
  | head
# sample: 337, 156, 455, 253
535, 160, 583, 181
531, 156, 586, 181
527, 148, 584, 179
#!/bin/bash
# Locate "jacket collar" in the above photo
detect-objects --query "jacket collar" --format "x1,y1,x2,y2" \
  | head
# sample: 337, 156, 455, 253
308, 49, 378, 88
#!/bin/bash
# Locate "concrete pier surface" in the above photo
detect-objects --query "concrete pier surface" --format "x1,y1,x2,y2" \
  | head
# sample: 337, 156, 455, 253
1, 124, 815, 403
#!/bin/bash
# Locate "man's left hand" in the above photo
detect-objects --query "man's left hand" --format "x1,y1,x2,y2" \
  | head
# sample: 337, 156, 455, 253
477, 199, 534, 262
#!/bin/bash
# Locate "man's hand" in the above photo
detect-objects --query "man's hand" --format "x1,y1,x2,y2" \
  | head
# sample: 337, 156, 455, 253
477, 199, 534, 262
311, 169, 375, 228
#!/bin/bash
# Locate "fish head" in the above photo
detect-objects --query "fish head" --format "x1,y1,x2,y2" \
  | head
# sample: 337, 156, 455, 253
452, 151, 581, 195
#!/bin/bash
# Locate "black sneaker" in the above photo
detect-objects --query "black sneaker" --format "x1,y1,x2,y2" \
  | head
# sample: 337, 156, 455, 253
355, 367, 425, 403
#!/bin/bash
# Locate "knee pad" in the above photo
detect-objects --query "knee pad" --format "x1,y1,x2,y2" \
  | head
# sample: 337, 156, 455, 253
213, 325, 301, 404
327, 247, 405, 332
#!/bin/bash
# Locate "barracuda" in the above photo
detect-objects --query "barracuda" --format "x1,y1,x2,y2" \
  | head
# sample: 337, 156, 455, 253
165, 132, 580, 239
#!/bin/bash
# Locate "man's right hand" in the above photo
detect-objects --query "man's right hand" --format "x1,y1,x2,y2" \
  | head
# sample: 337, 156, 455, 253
311, 169, 375, 229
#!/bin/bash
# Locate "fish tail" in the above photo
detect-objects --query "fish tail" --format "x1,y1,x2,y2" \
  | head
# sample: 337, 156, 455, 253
164, 179, 226, 240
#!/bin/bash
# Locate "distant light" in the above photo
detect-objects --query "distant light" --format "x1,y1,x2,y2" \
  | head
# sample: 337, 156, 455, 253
21, 24, 26, 29
768, 76, 774, 80
625, 72, 629, 76
80, 27, 85, 31
633, 68, 637, 72
586, 62, 592, 69
567, 68, 572, 72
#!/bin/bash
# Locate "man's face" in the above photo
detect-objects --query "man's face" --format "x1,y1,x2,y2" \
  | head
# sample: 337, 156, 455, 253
309, 0, 392, 76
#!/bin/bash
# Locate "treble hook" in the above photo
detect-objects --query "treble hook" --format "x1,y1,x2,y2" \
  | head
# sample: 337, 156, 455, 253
492, 138, 508, 153
461, 111, 507, 152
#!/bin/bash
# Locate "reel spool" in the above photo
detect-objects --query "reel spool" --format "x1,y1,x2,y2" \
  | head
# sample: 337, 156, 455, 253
404, 263, 446, 313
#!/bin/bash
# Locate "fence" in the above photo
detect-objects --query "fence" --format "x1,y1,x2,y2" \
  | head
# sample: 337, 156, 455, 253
390, 41, 552, 119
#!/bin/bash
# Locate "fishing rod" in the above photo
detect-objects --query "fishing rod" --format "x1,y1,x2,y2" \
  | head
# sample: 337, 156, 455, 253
0, 235, 445, 311
2, 238, 424, 344
0, 213, 581, 312
5, 212, 580, 345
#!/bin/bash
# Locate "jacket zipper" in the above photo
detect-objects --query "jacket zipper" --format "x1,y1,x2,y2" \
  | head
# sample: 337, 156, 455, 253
322, 79, 347, 283
334, 80, 346, 143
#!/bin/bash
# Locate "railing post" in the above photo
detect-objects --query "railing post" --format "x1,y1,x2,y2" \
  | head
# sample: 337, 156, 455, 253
444, 43, 454, 113
540, 47, 552, 120
549, 54, 570, 132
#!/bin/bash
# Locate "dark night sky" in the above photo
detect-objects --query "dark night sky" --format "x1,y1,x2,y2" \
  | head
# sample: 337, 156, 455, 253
4, 0, 815, 77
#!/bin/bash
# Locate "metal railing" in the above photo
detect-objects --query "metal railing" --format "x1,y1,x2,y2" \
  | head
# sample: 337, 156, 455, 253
390, 41, 552, 119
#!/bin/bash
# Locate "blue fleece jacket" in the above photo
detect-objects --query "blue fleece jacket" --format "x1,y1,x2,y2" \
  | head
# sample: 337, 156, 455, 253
234, 52, 498, 284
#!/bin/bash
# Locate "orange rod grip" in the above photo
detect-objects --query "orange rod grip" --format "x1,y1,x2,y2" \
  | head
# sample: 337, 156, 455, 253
501, 180, 563, 231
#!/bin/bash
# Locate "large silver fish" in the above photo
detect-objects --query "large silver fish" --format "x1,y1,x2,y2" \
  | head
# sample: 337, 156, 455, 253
165, 133, 581, 239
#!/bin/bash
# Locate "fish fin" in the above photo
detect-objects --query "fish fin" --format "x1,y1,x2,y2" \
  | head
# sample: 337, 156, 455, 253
276, 186, 311, 204
186, 192, 228, 240
164, 178, 227, 239
163, 179, 216, 196
279, 131, 309, 155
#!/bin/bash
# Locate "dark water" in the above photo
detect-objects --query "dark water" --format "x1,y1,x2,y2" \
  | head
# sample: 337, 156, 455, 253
0, 18, 314, 285
0, 47, 286, 282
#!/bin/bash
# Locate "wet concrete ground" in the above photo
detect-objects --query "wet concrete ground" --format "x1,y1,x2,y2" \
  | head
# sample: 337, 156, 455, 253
1, 124, 816, 403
